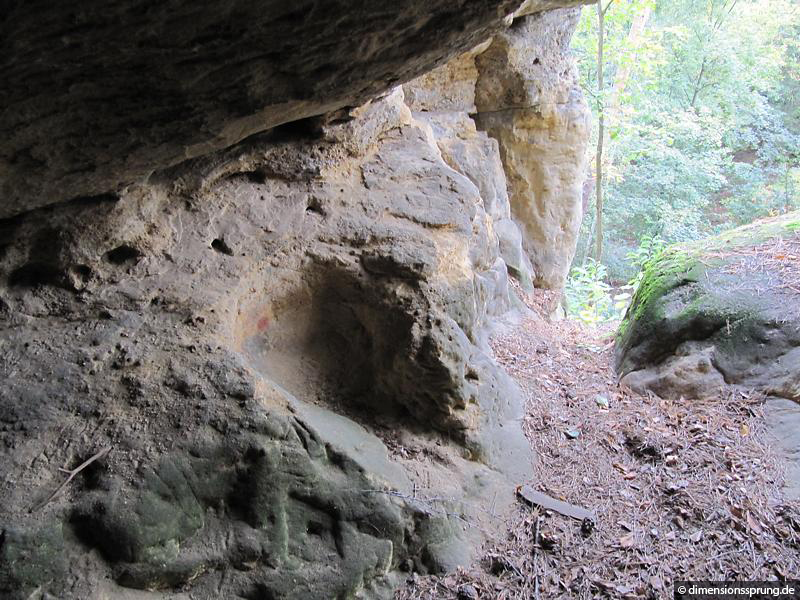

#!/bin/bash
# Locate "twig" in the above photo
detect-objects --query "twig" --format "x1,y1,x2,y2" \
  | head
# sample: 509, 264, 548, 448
30, 447, 112, 513
533, 513, 542, 600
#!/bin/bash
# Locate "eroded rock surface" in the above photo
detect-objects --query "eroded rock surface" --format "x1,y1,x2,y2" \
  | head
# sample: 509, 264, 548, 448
475, 8, 591, 290
1, 0, 530, 219
615, 213, 800, 402
404, 47, 535, 291
0, 89, 531, 599
0, 3, 592, 598
403, 6, 591, 291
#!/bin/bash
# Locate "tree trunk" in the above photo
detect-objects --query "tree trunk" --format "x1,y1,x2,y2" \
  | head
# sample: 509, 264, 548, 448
595, 0, 605, 263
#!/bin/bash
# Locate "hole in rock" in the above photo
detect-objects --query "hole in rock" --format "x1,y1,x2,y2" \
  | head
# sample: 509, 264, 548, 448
69, 264, 92, 285
244, 171, 267, 185
8, 262, 63, 287
211, 238, 234, 256
270, 117, 323, 141
306, 521, 326, 536
105, 244, 142, 265
240, 266, 415, 422
244, 584, 278, 600
305, 197, 325, 216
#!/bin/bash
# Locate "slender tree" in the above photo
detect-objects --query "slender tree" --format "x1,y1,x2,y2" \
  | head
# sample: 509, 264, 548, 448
594, 0, 614, 262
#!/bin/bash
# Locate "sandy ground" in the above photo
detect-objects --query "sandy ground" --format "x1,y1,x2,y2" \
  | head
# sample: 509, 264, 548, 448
396, 288, 800, 599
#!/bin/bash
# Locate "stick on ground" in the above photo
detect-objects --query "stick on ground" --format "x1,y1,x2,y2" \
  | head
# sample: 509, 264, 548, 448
30, 446, 112, 513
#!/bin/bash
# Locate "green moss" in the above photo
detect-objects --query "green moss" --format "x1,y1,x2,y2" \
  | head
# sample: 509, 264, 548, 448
696, 210, 800, 253
616, 247, 700, 342
618, 210, 800, 344
0, 522, 66, 598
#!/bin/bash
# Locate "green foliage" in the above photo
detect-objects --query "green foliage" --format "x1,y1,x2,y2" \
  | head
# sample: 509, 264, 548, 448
570, 0, 800, 288
625, 234, 667, 288
566, 234, 669, 326
565, 259, 631, 325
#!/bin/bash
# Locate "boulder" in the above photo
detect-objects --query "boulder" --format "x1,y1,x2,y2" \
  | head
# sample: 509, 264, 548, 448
616, 213, 800, 401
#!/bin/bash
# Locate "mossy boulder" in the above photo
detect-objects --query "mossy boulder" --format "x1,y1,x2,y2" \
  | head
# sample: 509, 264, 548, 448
615, 212, 800, 400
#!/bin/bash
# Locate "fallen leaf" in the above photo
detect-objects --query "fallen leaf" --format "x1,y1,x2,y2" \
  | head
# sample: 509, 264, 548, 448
746, 512, 763, 535
517, 486, 595, 521
616, 584, 635, 595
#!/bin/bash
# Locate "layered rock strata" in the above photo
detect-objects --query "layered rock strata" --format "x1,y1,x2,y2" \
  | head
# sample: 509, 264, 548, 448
1, 0, 527, 218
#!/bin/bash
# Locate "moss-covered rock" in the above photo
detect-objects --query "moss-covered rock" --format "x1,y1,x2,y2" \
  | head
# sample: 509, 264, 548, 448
615, 212, 800, 400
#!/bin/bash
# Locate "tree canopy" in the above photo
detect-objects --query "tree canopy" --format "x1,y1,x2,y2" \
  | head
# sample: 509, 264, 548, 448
570, 0, 800, 287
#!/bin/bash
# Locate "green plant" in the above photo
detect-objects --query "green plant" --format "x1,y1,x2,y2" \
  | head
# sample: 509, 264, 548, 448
625, 233, 667, 288
565, 259, 629, 325
571, 0, 800, 284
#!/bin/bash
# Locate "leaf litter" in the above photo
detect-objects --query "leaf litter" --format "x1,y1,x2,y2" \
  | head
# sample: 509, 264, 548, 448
396, 285, 800, 600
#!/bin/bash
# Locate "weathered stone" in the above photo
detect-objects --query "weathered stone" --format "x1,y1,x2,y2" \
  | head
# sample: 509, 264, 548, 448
616, 213, 800, 402
0, 88, 531, 599
0, 522, 66, 600
0, 3, 593, 597
0, 0, 531, 219
404, 41, 492, 113
513, 0, 594, 18
417, 112, 535, 288
69, 422, 407, 596
764, 398, 800, 501
619, 342, 727, 400
475, 8, 590, 290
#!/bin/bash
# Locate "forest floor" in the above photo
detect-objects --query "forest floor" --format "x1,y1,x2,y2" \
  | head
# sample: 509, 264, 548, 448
396, 287, 800, 599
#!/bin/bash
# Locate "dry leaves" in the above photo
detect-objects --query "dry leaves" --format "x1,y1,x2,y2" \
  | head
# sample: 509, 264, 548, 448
397, 285, 800, 600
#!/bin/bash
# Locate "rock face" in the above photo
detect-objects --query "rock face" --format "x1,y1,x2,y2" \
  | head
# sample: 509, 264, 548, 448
514, 0, 594, 17
0, 0, 527, 219
403, 44, 536, 289
615, 213, 800, 402
0, 88, 533, 599
475, 8, 590, 290
403, 7, 590, 291
0, 3, 591, 599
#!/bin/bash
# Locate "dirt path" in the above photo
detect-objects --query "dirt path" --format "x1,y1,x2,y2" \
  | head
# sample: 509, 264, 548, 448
397, 289, 800, 599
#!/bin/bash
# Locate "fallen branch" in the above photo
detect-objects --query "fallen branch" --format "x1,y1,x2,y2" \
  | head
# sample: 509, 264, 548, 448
30, 447, 112, 513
